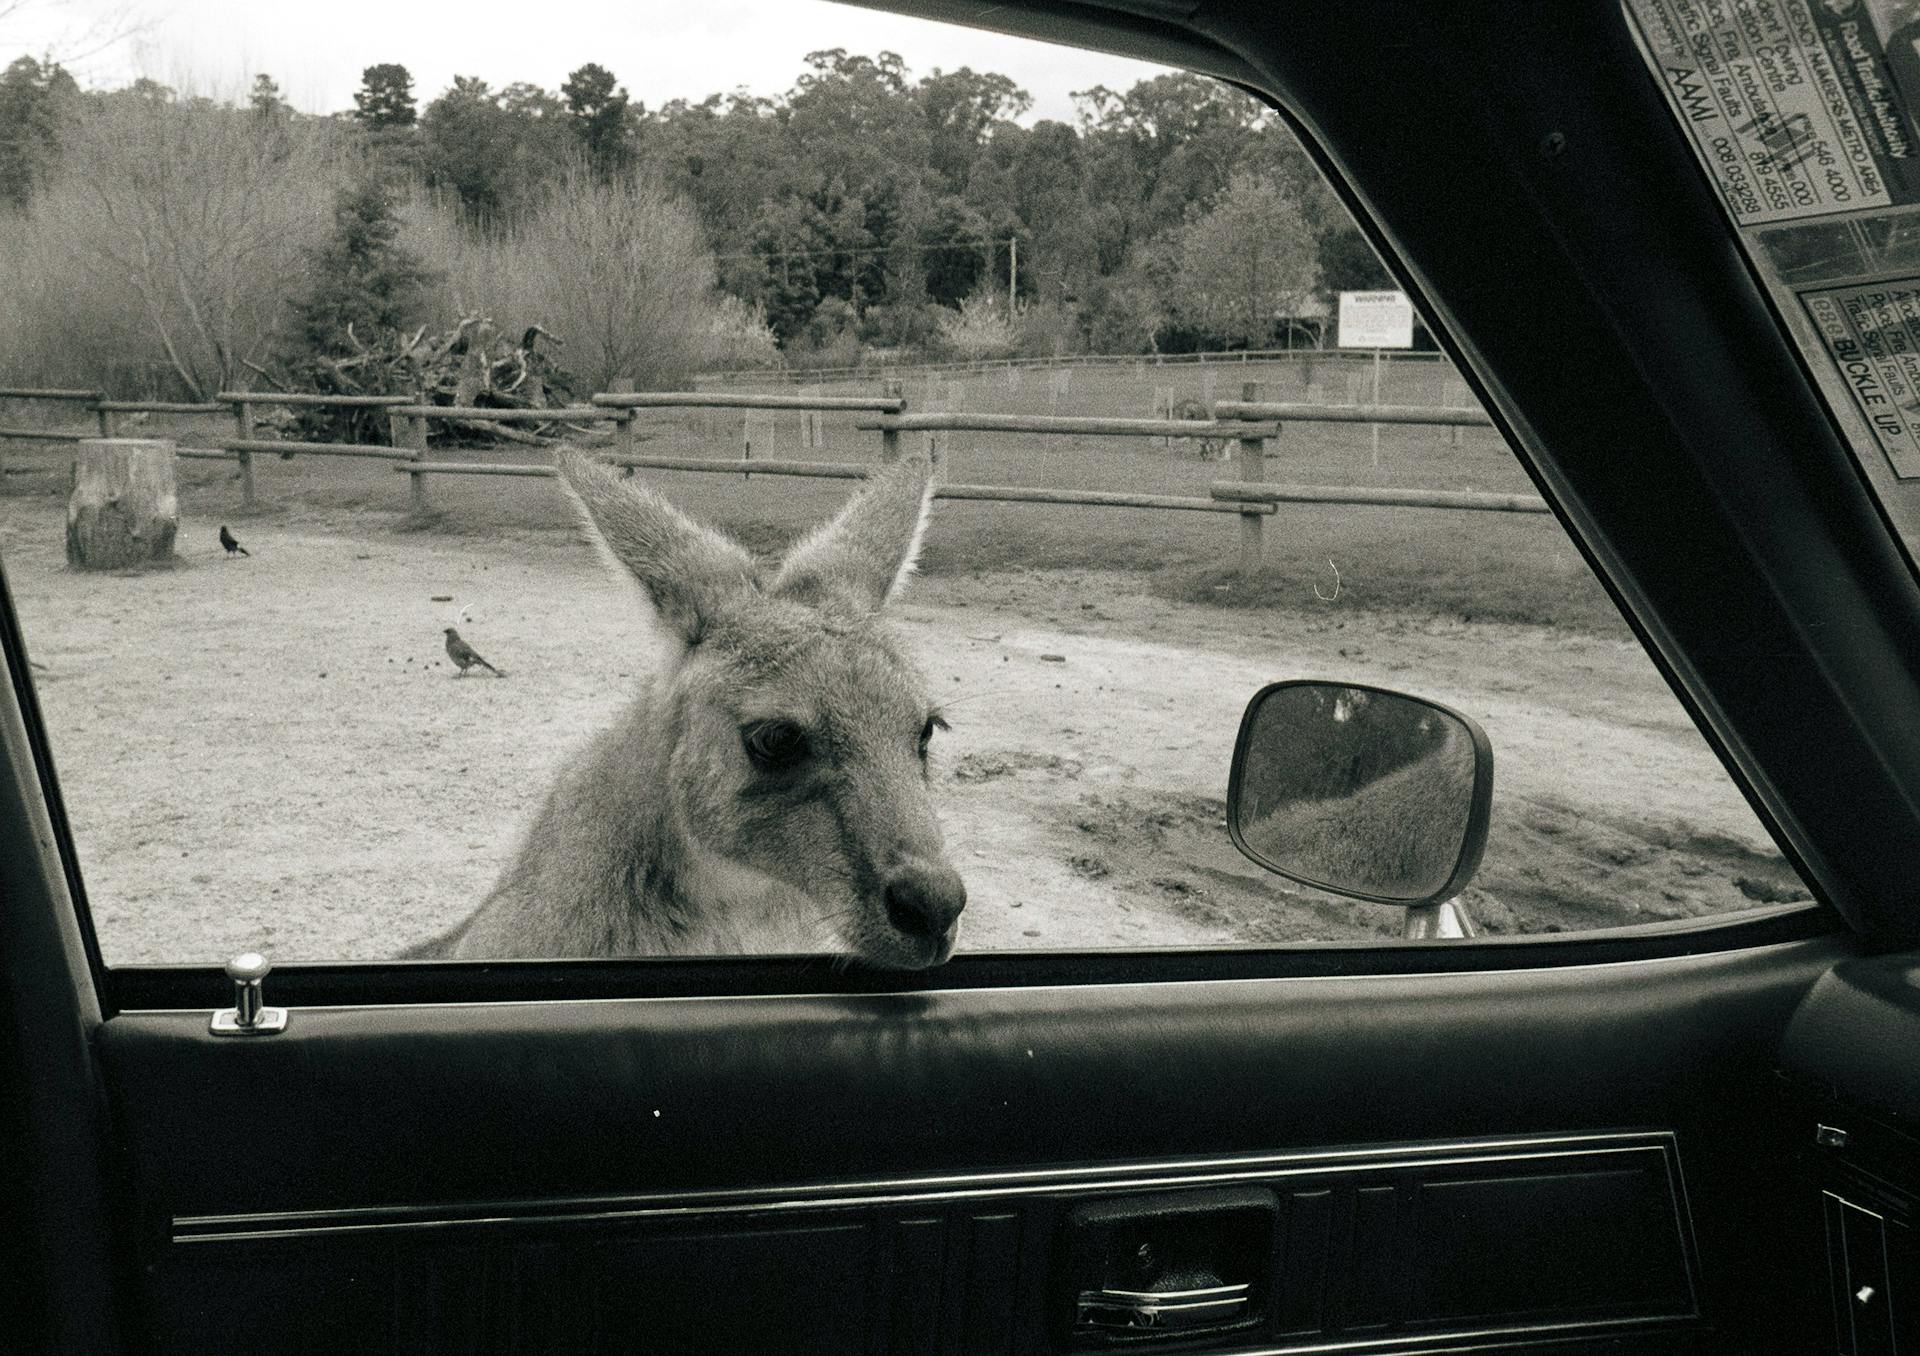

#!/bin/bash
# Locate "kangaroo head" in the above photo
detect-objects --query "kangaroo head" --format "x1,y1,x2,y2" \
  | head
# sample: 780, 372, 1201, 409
557, 449, 967, 969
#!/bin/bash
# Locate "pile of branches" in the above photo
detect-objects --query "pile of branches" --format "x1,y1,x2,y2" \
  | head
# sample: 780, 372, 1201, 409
250, 316, 584, 448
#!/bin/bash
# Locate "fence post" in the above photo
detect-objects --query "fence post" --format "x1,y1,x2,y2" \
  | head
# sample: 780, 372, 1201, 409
96, 402, 114, 438
231, 392, 257, 509
1238, 380, 1265, 577
881, 379, 903, 465
609, 376, 636, 476
393, 408, 429, 514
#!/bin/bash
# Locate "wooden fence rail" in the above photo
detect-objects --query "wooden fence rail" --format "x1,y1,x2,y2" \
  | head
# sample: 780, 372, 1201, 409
400, 462, 555, 479
607, 455, 868, 479
1, 379, 1520, 576
220, 438, 415, 461
0, 428, 89, 443
391, 405, 628, 422
594, 392, 907, 413
0, 388, 104, 402
412, 457, 1274, 515
1208, 483, 1549, 514
856, 414, 1279, 438
215, 392, 412, 408
1213, 400, 1492, 427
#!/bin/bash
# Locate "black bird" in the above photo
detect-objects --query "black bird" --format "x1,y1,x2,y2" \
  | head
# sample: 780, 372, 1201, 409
219, 525, 249, 557
444, 627, 501, 677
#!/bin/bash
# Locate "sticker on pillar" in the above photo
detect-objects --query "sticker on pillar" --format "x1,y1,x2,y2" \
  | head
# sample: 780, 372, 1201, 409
1624, 0, 1920, 225
1800, 280, 1920, 476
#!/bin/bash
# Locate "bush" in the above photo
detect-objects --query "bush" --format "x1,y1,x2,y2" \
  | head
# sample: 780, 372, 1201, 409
934, 293, 1019, 361
0, 89, 348, 398
408, 167, 716, 390
704, 295, 783, 371
1014, 303, 1080, 360
1077, 277, 1162, 355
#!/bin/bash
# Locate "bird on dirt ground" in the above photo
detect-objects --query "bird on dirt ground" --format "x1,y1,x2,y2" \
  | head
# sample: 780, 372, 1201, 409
444, 627, 502, 677
218, 525, 249, 557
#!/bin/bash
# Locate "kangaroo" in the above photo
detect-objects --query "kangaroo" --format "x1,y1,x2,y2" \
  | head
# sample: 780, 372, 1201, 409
406, 446, 967, 968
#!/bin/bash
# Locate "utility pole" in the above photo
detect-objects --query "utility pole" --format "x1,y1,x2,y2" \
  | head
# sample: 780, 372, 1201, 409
1009, 236, 1017, 315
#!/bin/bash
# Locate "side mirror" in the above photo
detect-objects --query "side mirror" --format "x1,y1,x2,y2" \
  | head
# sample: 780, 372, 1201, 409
1227, 681, 1493, 933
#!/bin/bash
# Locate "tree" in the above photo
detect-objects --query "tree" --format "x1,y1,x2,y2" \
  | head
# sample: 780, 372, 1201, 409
919, 194, 992, 307
1172, 172, 1318, 347
785, 49, 929, 206
353, 63, 416, 128
421, 75, 568, 225
562, 62, 633, 177
639, 90, 787, 260
915, 66, 1029, 192
0, 55, 78, 211
1316, 224, 1393, 299
248, 73, 286, 118
290, 177, 437, 357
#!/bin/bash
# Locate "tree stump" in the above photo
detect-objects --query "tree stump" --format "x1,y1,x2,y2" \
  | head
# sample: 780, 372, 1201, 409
66, 439, 178, 570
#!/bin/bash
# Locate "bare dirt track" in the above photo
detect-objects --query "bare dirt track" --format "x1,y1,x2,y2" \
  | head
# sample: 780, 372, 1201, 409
0, 502, 1807, 965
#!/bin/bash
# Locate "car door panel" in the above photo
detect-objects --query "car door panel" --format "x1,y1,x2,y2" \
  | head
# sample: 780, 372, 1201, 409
98, 938, 1847, 1352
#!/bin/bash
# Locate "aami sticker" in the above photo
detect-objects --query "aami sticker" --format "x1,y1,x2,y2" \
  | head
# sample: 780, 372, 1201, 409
1801, 281, 1920, 475
1627, 0, 1920, 225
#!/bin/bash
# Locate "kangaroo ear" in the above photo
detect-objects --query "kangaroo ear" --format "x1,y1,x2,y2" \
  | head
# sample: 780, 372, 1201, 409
556, 451, 758, 642
772, 448, 936, 608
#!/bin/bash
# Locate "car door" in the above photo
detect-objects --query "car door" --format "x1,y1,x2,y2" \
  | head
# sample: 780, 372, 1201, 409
7, 1, 1918, 1353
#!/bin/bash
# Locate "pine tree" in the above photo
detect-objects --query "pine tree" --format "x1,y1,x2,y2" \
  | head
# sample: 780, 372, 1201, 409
0, 56, 79, 212
291, 177, 437, 356
352, 64, 417, 128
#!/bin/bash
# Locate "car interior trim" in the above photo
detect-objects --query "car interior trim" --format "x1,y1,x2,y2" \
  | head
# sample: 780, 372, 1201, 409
170, 1130, 1680, 1243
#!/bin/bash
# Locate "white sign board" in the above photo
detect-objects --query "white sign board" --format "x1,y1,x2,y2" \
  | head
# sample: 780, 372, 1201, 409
1338, 291, 1414, 349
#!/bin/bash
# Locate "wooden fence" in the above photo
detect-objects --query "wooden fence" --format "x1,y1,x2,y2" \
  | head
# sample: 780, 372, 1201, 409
0, 381, 1546, 575
697, 346, 1457, 387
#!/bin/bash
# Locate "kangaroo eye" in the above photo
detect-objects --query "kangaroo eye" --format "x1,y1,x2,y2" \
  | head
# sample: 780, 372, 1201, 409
742, 721, 809, 772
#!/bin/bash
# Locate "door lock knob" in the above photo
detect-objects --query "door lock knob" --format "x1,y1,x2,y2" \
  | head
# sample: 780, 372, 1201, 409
210, 952, 287, 1035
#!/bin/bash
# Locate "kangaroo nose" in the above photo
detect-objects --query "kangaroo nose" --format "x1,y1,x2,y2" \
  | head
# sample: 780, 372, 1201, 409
883, 865, 967, 941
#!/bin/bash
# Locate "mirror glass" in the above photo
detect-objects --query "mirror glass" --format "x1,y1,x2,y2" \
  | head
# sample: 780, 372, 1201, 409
1232, 683, 1482, 904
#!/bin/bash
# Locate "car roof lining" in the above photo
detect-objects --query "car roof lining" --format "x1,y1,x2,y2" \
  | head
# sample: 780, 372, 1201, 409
829, 0, 1259, 86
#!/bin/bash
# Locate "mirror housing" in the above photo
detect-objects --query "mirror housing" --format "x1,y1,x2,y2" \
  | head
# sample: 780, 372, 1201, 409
1226, 681, 1493, 910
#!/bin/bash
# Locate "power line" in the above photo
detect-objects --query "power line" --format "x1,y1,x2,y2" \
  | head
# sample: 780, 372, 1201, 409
710, 236, 1013, 264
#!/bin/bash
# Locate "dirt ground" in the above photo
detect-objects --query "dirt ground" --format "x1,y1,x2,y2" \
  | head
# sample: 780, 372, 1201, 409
0, 496, 1807, 966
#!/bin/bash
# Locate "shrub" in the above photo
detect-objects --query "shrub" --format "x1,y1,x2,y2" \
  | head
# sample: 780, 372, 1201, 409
703, 295, 783, 371
934, 292, 1019, 361
1078, 277, 1162, 355
857, 300, 945, 352
6, 89, 347, 397
1013, 303, 1080, 360
408, 167, 716, 390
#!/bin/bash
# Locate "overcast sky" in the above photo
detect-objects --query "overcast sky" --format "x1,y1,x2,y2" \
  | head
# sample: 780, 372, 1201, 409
6, 0, 1174, 123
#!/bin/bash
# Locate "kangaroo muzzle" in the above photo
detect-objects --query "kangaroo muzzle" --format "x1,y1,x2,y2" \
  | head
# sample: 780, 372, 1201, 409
881, 862, 967, 948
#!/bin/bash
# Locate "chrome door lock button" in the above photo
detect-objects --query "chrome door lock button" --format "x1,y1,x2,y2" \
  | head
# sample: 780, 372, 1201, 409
210, 952, 287, 1036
